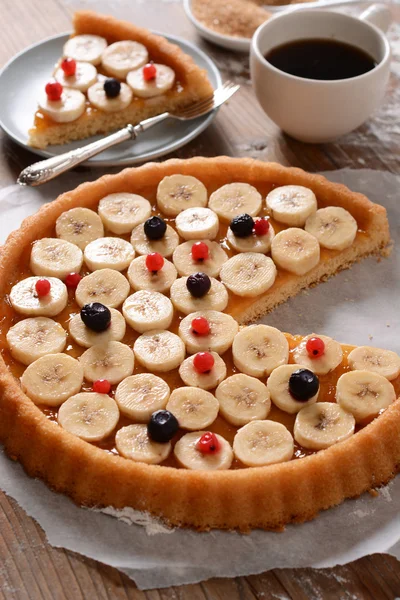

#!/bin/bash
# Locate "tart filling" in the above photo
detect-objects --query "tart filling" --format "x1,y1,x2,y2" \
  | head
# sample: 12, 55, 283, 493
2, 167, 398, 471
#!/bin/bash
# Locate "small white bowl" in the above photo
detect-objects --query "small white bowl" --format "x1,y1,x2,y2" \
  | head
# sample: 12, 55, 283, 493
183, 0, 251, 52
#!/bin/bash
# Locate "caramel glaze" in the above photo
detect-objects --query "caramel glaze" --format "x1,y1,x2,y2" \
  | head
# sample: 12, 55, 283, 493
0, 201, 395, 470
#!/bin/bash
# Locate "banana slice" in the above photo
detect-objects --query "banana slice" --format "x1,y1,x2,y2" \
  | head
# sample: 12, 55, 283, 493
101, 40, 148, 79
292, 334, 343, 375
69, 308, 126, 348
10, 277, 68, 317
63, 34, 107, 65
271, 228, 320, 276
133, 330, 185, 372
30, 238, 83, 280
115, 374, 170, 422
116, 424, 171, 464
179, 352, 227, 390
79, 341, 134, 385
166, 387, 219, 430
130, 223, 179, 258
172, 240, 228, 278
232, 325, 289, 377
58, 393, 120, 442
178, 310, 239, 354
98, 193, 152, 235
122, 290, 173, 333
267, 364, 319, 414
75, 269, 130, 308
21, 353, 84, 406
87, 81, 133, 113
305, 207, 358, 251
209, 183, 262, 223
347, 346, 400, 381
7, 317, 67, 366
219, 253, 277, 297
233, 420, 294, 467
127, 255, 177, 293
336, 370, 396, 423
174, 431, 233, 470
294, 402, 355, 450
156, 175, 207, 217
175, 207, 219, 240
170, 276, 228, 315
227, 222, 275, 253
84, 237, 135, 271
54, 61, 97, 92
266, 185, 317, 226
56, 207, 104, 250
216, 373, 271, 426
126, 64, 175, 98
38, 88, 86, 123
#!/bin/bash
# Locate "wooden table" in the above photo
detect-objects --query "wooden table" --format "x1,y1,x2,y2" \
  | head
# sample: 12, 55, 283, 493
1, 1, 399, 598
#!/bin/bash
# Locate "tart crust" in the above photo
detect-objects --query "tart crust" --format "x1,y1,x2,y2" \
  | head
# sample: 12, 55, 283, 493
0, 157, 396, 531
28, 11, 213, 149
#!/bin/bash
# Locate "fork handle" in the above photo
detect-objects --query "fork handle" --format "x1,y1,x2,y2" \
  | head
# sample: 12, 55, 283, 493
17, 112, 169, 187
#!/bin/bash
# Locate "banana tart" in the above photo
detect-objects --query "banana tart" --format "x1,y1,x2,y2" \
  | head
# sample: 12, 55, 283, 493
28, 11, 213, 149
0, 157, 398, 532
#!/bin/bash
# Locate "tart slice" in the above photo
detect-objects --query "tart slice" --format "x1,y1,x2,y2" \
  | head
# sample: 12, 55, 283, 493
28, 11, 214, 149
0, 157, 397, 532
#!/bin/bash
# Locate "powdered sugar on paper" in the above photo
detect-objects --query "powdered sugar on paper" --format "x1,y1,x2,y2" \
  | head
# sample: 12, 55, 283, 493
97, 506, 174, 535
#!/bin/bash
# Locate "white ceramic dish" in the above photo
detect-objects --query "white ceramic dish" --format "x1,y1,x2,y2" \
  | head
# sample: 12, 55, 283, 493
183, 0, 370, 53
0, 32, 221, 167
267, 0, 361, 11
183, 0, 251, 52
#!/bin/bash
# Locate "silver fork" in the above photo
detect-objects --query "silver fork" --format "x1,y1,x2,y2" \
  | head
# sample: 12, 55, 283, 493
17, 81, 240, 187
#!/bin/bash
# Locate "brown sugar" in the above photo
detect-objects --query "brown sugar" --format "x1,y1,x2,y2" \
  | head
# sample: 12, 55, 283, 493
191, 0, 271, 39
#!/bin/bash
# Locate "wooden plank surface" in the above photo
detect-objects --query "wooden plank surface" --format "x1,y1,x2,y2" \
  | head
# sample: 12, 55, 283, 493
0, 0, 399, 598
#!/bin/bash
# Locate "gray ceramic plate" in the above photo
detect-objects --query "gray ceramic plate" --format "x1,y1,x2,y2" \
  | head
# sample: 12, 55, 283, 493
0, 32, 221, 167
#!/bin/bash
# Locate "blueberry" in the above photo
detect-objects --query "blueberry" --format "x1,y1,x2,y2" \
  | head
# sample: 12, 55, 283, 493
104, 78, 121, 98
81, 302, 111, 332
144, 216, 167, 240
289, 368, 319, 401
186, 272, 211, 298
148, 410, 179, 443
230, 213, 255, 238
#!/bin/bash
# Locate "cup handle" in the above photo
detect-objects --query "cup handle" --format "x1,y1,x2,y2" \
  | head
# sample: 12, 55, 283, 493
359, 3, 392, 33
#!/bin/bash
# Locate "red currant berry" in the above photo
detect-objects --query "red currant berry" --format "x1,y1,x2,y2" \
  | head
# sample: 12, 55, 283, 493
65, 272, 82, 289
145, 252, 164, 273
191, 316, 210, 336
61, 58, 77, 76
253, 218, 270, 236
191, 241, 209, 262
35, 279, 51, 297
45, 81, 63, 101
143, 63, 157, 81
306, 337, 325, 358
193, 352, 214, 373
93, 379, 112, 394
196, 432, 220, 454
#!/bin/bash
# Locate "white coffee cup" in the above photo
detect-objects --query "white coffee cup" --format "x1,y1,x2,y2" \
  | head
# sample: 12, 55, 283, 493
250, 5, 392, 143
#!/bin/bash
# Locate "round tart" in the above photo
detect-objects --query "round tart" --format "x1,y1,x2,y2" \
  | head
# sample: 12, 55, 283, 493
0, 157, 397, 532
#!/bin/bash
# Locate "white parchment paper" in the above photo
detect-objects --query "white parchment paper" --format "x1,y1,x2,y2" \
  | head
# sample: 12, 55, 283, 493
0, 168, 399, 590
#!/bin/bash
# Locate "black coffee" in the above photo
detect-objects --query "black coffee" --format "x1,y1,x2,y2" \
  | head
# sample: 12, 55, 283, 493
264, 38, 377, 81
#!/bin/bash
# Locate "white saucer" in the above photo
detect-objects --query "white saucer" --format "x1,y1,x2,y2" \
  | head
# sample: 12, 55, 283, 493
0, 32, 222, 168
